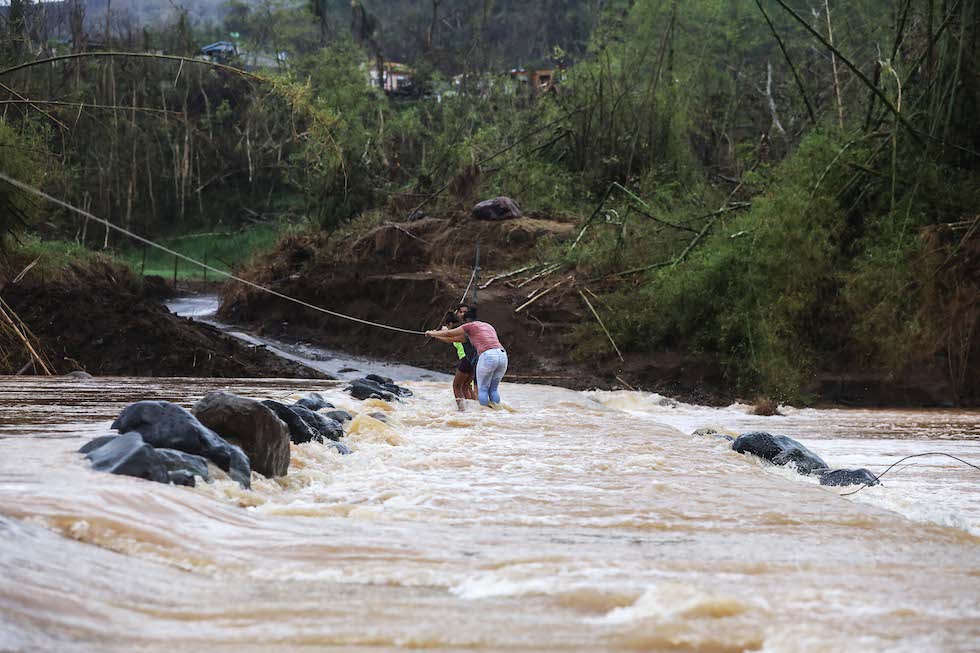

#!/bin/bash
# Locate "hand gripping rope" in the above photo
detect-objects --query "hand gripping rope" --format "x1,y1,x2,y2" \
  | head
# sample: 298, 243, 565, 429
0, 171, 426, 335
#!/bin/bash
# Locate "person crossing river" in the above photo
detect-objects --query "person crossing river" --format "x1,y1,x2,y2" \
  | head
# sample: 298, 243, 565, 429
440, 309, 479, 409
426, 307, 507, 407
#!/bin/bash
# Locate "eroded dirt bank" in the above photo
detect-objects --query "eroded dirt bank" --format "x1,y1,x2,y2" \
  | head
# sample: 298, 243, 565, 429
2, 259, 326, 379
216, 212, 969, 406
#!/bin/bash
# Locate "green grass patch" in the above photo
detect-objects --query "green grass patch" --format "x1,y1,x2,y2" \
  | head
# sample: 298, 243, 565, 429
118, 224, 284, 280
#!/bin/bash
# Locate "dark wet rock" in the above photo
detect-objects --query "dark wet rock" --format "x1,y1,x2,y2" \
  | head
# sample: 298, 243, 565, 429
111, 400, 251, 488
294, 393, 333, 411
168, 470, 196, 487
63, 371, 94, 380
262, 399, 319, 444
365, 373, 393, 386
84, 432, 169, 484
383, 382, 413, 398
731, 431, 829, 475
327, 441, 352, 455
154, 448, 210, 482
325, 410, 353, 424
290, 406, 344, 442
472, 196, 522, 221
819, 468, 880, 487
367, 412, 391, 424
192, 392, 290, 478
348, 378, 395, 402
691, 427, 734, 442
78, 435, 117, 454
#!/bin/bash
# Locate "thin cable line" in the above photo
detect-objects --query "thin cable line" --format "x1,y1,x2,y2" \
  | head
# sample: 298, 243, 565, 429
458, 267, 477, 305
0, 172, 426, 336
840, 452, 980, 496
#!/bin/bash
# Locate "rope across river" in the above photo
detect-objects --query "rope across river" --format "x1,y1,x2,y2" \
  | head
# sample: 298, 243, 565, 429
0, 171, 427, 335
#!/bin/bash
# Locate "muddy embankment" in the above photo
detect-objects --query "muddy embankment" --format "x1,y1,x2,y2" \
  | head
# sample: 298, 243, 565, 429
2, 258, 325, 379
218, 210, 977, 407
216, 212, 736, 402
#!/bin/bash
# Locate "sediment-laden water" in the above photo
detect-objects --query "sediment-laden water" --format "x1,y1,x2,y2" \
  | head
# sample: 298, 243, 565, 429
1, 374, 978, 652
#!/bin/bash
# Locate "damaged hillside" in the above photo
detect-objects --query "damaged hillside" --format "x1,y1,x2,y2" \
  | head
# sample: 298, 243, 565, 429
2, 0, 978, 405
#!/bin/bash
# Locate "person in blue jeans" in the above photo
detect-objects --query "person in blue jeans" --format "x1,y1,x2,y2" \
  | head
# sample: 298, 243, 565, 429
425, 307, 507, 407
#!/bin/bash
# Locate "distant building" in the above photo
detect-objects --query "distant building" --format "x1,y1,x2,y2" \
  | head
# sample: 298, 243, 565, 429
510, 67, 561, 94
200, 41, 237, 62
367, 62, 414, 94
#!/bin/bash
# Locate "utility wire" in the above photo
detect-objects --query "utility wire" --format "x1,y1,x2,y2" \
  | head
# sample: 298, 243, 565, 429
0, 172, 427, 336
840, 452, 980, 496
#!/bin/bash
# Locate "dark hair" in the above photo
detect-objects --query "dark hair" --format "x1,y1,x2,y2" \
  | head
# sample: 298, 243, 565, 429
463, 305, 478, 321
444, 313, 461, 327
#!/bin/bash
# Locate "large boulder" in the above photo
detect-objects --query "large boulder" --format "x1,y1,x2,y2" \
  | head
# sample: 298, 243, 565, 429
112, 400, 251, 488
365, 373, 393, 386
294, 393, 333, 411
819, 468, 880, 487
85, 432, 169, 484
290, 406, 344, 442
472, 196, 522, 221
192, 392, 290, 478
262, 399, 319, 444
732, 431, 829, 475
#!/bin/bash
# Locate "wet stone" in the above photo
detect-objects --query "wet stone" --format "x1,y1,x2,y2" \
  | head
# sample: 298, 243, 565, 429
819, 468, 880, 487
325, 410, 353, 424
84, 432, 169, 484
290, 406, 344, 442
154, 448, 211, 482
78, 435, 117, 454
294, 393, 333, 411
192, 392, 290, 478
732, 431, 829, 476
262, 399, 319, 444
112, 400, 251, 489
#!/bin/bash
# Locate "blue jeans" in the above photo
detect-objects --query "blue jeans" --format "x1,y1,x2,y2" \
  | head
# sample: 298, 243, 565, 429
475, 348, 508, 406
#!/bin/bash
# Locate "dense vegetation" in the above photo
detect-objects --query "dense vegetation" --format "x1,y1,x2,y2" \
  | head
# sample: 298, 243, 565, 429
1, 0, 977, 401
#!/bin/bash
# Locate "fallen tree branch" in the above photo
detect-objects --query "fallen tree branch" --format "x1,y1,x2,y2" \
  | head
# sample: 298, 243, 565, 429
579, 289, 624, 362
383, 221, 433, 246
515, 277, 571, 313
479, 264, 537, 289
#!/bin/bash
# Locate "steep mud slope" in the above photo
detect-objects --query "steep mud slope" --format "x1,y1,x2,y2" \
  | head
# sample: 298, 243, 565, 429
3, 259, 326, 379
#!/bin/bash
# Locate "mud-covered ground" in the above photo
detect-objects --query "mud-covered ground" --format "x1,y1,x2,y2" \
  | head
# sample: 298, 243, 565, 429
3, 259, 326, 379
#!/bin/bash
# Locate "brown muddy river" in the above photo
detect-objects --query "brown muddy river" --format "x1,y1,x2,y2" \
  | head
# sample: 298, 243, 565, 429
0, 376, 978, 652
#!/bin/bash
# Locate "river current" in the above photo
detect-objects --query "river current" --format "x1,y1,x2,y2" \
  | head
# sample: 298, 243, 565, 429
0, 298, 977, 651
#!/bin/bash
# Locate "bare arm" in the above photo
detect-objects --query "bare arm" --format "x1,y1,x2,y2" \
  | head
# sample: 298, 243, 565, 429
425, 326, 467, 343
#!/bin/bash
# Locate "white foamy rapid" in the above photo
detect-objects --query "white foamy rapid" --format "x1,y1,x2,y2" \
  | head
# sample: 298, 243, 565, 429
0, 377, 978, 652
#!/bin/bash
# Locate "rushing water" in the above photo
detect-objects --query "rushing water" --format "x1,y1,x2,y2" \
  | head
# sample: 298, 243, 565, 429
1, 373, 978, 653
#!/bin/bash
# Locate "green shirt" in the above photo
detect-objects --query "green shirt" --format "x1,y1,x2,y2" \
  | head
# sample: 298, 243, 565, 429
453, 342, 466, 359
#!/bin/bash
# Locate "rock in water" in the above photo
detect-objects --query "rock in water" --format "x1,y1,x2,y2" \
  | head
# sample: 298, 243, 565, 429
327, 441, 352, 455
84, 432, 169, 484
471, 196, 522, 221
112, 400, 251, 488
192, 392, 290, 478
731, 431, 829, 475
365, 373, 393, 386
262, 399, 319, 444
154, 448, 211, 482
325, 410, 353, 424
78, 435, 117, 454
819, 468, 880, 487
290, 406, 345, 442
168, 470, 196, 487
294, 393, 334, 411
347, 378, 396, 402
691, 427, 735, 442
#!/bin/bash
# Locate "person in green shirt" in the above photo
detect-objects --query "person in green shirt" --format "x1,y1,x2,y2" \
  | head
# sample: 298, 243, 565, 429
442, 310, 478, 409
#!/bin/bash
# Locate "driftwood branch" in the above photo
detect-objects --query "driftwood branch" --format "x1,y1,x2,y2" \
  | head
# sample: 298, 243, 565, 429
479, 264, 536, 289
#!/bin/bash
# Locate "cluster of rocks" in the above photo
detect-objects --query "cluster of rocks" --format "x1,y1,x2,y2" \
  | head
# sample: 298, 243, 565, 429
695, 428, 879, 487
346, 374, 412, 402
78, 378, 408, 488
